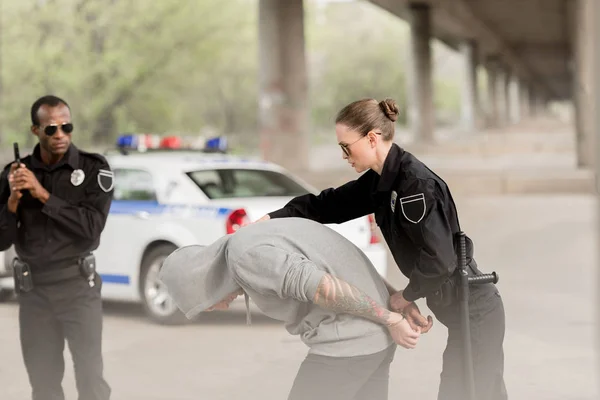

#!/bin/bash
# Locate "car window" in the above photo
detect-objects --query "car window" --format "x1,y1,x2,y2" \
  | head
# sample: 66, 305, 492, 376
113, 168, 157, 201
187, 169, 309, 199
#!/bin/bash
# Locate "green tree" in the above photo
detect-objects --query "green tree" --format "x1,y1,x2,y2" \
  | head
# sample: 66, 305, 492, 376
1, 0, 256, 148
305, 0, 410, 130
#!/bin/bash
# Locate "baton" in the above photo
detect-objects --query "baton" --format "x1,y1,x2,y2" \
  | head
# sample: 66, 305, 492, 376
457, 231, 499, 400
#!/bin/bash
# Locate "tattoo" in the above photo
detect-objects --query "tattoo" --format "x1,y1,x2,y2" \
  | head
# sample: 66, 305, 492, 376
313, 274, 394, 326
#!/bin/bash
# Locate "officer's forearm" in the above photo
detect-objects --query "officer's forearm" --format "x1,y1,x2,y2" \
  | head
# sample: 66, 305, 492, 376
403, 270, 450, 302
41, 195, 110, 240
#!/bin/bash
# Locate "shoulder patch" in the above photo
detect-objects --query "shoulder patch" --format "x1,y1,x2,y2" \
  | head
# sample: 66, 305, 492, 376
399, 193, 426, 224
97, 169, 114, 193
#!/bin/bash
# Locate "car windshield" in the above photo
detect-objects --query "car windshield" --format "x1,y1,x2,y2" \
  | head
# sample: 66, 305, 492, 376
186, 168, 310, 199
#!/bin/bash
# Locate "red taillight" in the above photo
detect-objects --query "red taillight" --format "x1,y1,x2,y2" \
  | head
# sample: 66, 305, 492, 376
226, 208, 250, 234
368, 214, 380, 244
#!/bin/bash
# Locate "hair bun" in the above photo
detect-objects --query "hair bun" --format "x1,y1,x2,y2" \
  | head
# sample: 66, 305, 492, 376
379, 98, 399, 122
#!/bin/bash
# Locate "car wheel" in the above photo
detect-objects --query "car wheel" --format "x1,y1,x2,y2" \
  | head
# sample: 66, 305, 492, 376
140, 244, 188, 325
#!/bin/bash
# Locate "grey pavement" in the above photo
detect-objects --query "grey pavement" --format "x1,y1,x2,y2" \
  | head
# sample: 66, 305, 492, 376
0, 194, 597, 399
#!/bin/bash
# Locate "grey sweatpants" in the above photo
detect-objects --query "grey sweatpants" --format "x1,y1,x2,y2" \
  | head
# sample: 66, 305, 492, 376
288, 345, 396, 400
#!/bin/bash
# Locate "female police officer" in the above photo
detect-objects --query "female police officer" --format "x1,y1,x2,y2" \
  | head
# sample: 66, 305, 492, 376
257, 98, 507, 400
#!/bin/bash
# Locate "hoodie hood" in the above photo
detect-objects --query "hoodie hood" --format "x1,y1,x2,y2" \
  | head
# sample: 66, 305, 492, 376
158, 235, 243, 320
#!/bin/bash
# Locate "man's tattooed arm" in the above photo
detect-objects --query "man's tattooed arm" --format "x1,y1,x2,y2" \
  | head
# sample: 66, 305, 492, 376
312, 274, 403, 327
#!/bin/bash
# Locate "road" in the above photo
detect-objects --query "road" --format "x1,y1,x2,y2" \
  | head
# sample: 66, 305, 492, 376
0, 194, 597, 399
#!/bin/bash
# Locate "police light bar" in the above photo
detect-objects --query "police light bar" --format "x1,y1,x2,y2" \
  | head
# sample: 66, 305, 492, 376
116, 133, 160, 152
160, 136, 182, 149
115, 133, 228, 153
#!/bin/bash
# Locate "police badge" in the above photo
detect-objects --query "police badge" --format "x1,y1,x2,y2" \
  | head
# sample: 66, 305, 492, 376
70, 169, 85, 186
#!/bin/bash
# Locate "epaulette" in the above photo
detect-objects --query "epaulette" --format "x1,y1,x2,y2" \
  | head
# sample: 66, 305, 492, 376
79, 150, 109, 165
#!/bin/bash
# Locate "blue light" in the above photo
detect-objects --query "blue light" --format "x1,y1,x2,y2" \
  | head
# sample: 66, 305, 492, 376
117, 134, 137, 149
205, 137, 227, 152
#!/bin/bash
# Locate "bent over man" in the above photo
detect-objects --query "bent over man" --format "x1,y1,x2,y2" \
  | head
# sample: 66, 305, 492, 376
159, 217, 426, 400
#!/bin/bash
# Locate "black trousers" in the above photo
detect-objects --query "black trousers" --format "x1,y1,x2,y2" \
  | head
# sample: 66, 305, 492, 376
17, 274, 111, 400
428, 281, 507, 400
288, 345, 396, 400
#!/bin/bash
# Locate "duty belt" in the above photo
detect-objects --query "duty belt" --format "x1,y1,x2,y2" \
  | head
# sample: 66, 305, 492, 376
31, 265, 82, 285
13, 254, 95, 287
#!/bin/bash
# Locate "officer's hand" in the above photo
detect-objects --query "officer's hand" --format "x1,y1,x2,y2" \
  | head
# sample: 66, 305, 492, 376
389, 290, 411, 312
255, 214, 270, 223
403, 302, 434, 334
13, 166, 48, 200
7, 163, 24, 212
386, 312, 420, 349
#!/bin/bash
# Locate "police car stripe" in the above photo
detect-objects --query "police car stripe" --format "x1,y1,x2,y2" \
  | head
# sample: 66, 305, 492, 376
100, 274, 130, 284
109, 200, 233, 217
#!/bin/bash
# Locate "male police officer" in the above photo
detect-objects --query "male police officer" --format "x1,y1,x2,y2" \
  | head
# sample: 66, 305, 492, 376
0, 95, 113, 400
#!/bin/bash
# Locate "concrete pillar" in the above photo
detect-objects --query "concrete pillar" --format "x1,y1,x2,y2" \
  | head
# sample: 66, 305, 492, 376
492, 63, 508, 127
573, 0, 597, 167
460, 40, 479, 133
501, 66, 511, 125
485, 58, 499, 128
515, 78, 525, 123
408, 3, 434, 142
519, 83, 530, 120
508, 75, 520, 123
528, 87, 538, 117
573, 0, 595, 168
592, 0, 600, 370
258, 0, 309, 171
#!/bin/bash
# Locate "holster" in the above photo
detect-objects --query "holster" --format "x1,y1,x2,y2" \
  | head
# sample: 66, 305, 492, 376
78, 254, 96, 284
12, 258, 33, 294
427, 233, 476, 308
427, 278, 456, 308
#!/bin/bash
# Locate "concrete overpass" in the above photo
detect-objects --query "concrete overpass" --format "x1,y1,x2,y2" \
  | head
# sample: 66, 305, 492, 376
257, 0, 595, 171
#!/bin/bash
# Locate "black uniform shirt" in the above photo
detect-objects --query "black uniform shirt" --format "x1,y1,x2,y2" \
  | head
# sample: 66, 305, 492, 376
269, 143, 464, 302
0, 144, 114, 273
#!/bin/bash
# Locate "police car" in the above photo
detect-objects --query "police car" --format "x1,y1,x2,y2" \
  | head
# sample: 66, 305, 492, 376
0, 134, 388, 324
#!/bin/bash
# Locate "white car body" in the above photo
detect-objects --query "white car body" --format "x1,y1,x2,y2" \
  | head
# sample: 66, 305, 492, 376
0, 149, 388, 323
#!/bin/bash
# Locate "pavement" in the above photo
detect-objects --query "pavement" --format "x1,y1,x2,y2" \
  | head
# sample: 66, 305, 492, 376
0, 194, 597, 399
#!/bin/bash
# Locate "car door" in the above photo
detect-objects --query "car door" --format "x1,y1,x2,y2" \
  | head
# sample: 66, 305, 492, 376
95, 167, 160, 301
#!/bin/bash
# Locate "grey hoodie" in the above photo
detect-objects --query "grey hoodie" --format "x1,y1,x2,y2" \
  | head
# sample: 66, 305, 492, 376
159, 217, 394, 357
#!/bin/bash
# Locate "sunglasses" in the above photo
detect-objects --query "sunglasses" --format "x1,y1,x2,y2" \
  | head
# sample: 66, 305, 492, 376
339, 131, 383, 157
42, 123, 74, 136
